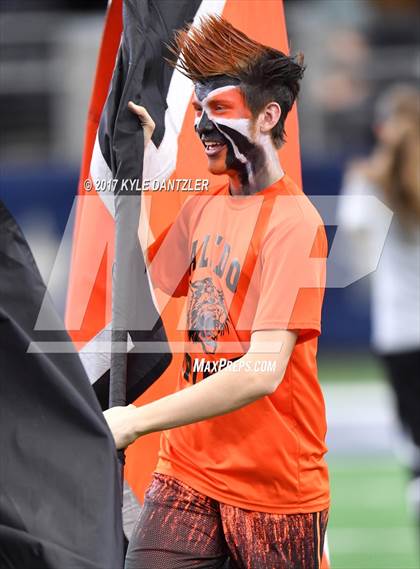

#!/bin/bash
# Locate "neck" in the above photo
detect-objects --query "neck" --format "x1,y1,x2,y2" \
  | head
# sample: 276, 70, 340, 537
228, 146, 284, 196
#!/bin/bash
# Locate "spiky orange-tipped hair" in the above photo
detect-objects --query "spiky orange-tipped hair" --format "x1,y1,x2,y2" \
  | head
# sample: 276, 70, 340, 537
168, 14, 305, 146
169, 14, 265, 82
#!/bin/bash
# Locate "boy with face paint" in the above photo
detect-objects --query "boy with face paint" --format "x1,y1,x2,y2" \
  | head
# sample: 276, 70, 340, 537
193, 76, 278, 193
105, 15, 329, 569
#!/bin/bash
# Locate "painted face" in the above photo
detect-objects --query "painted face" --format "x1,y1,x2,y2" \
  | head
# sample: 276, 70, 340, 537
193, 76, 266, 188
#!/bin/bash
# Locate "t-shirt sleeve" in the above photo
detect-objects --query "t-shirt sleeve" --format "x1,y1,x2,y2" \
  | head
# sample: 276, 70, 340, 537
145, 204, 191, 297
251, 214, 327, 344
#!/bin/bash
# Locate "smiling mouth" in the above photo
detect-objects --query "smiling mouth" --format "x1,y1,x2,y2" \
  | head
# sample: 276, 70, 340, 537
203, 140, 227, 157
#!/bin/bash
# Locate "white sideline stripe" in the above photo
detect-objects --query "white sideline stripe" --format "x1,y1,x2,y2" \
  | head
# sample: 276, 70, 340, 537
328, 527, 416, 553
324, 382, 393, 425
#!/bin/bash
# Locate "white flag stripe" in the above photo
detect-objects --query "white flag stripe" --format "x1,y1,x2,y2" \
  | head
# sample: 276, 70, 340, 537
91, 135, 115, 217
79, 324, 135, 385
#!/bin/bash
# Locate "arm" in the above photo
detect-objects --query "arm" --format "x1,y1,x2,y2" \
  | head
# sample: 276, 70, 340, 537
104, 329, 297, 449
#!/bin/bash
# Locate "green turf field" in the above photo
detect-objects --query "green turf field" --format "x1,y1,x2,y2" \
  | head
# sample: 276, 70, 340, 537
318, 352, 385, 384
318, 353, 419, 568
328, 455, 419, 568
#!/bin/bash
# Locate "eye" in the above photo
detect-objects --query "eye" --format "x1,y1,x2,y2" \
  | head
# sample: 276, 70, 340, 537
215, 105, 225, 112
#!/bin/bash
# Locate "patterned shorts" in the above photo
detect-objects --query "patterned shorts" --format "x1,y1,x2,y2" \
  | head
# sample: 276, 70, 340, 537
125, 473, 328, 569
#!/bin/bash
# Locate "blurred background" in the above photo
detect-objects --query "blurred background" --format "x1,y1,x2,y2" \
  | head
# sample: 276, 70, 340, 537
1, 1, 419, 567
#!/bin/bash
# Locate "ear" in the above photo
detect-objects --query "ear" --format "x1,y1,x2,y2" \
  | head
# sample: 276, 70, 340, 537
259, 102, 281, 134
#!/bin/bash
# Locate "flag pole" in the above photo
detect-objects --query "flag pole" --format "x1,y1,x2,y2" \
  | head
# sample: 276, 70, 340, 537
108, 0, 146, 490
109, 158, 144, 487
110, 328, 129, 481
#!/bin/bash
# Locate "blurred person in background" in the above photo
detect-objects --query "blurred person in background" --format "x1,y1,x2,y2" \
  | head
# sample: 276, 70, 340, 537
338, 84, 420, 525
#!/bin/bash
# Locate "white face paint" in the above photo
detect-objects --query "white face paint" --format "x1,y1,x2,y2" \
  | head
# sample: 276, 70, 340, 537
194, 85, 253, 164
193, 82, 283, 190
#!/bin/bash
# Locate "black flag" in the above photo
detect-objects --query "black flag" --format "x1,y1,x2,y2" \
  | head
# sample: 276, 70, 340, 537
0, 202, 124, 568
103, 0, 201, 409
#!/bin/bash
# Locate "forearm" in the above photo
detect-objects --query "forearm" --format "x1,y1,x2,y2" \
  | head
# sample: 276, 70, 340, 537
133, 355, 279, 437
103, 330, 297, 449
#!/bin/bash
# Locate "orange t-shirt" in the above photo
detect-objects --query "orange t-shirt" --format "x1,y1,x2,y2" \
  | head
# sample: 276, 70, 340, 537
147, 174, 329, 513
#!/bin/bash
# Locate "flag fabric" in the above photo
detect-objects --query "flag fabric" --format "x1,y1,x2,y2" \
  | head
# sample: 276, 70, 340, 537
101, 0, 207, 410
65, 0, 203, 536
66, 0, 206, 409
0, 202, 124, 569
67, 1, 331, 566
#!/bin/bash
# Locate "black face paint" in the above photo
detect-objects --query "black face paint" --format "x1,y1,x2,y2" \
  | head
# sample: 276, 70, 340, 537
196, 110, 226, 145
216, 123, 266, 194
194, 75, 269, 192
195, 75, 238, 146
194, 75, 241, 100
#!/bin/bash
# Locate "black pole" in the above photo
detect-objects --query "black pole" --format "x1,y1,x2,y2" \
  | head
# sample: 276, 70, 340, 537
110, 327, 129, 488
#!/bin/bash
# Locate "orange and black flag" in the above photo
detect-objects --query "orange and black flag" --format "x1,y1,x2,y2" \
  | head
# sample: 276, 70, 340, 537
66, 0, 207, 409
66, 1, 330, 567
